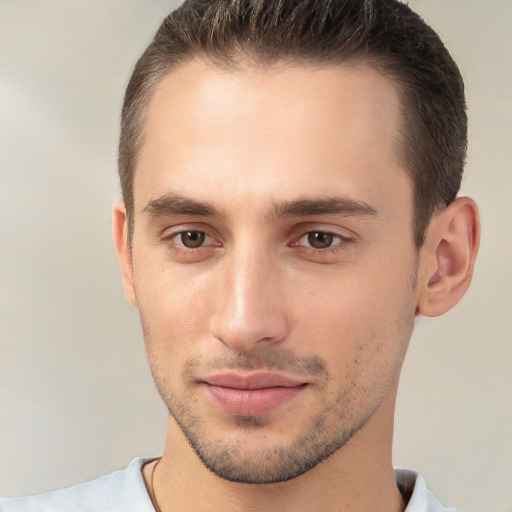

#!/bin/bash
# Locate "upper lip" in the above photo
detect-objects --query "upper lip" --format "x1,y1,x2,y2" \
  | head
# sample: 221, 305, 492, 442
203, 371, 306, 389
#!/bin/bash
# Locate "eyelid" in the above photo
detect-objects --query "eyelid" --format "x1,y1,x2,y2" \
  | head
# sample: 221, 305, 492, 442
170, 230, 214, 247
291, 221, 353, 239
161, 222, 216, 239
162, 225, 221, 252
297, 231, 348, 247
287, 224, 356, 258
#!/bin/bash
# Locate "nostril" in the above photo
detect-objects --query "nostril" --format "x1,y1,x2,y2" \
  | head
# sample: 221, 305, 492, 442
211, 323, 289, 353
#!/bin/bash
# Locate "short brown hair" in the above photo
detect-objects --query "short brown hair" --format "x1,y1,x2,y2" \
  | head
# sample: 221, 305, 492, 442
119, 0, 467, 248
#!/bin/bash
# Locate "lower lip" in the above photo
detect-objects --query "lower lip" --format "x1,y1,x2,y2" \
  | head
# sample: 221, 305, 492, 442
204, 384, 306, 416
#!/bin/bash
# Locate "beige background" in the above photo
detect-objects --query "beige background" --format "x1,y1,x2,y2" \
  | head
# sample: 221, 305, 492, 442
0, 1, 511, 511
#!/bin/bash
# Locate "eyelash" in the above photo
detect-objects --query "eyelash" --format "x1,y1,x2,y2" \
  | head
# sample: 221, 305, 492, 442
292, 231, 352, 253
165, 230, 218, 253
164, 229, 352, 256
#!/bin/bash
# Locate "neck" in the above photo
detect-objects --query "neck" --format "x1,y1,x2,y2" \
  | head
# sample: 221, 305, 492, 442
145, 380, 406, 512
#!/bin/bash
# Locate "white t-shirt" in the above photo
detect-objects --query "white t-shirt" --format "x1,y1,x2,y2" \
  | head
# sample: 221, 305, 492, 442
0, 458, 456, 511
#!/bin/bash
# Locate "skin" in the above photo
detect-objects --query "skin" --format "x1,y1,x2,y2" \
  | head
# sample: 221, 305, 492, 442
114, 60, 480, 511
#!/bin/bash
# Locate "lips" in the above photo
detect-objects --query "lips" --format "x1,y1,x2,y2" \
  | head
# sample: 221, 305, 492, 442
202, 372, 307, 416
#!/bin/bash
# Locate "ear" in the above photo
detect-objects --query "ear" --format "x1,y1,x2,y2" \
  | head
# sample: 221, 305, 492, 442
417, 197, 480, 317
113, 201, 137, 307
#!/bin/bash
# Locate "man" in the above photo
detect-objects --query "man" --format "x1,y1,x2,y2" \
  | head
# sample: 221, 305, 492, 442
0, 0, 480, 511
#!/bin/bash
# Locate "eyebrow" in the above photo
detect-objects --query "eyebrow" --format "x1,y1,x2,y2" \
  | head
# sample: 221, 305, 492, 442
143, 193, 378, 220
273, 197, 378, 219
144, 193, 220, 217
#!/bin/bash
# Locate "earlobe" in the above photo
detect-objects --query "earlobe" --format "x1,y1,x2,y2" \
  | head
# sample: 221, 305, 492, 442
417, 197, 480, 317
112, 201, 137, 307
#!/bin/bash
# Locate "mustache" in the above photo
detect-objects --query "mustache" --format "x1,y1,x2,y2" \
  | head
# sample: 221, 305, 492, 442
185, 348, 330, 380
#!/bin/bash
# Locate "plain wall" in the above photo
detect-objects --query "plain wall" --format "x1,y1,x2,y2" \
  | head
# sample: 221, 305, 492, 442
0, 2, 511, 511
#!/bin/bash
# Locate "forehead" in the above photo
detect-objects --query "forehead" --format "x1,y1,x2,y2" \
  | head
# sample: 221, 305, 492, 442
135, 59, 409, 220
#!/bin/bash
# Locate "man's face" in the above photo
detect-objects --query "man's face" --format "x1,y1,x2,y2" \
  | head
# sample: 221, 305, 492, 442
127, 60, 418, 483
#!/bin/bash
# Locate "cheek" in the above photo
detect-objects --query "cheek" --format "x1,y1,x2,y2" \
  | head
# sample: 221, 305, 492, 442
135, 267, 216, 397
133, 255, 215, 355
295, 260, 416, 378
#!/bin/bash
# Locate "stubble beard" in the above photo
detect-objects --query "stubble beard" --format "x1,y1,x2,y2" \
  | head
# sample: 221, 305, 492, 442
142, 339, 402, 485
138, 266, 417, 485
162, 386, 372, 484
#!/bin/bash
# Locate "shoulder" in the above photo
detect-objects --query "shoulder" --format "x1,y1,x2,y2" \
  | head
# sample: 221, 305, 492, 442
0, 458, 156, 512
396, 469, 457, 512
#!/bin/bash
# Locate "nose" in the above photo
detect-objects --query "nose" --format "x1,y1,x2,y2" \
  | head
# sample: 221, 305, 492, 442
209, 245, 290, 353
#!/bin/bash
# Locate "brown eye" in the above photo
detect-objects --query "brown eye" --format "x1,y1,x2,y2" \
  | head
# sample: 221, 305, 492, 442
179, 231, 206, 248
306, 231, 335, 249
